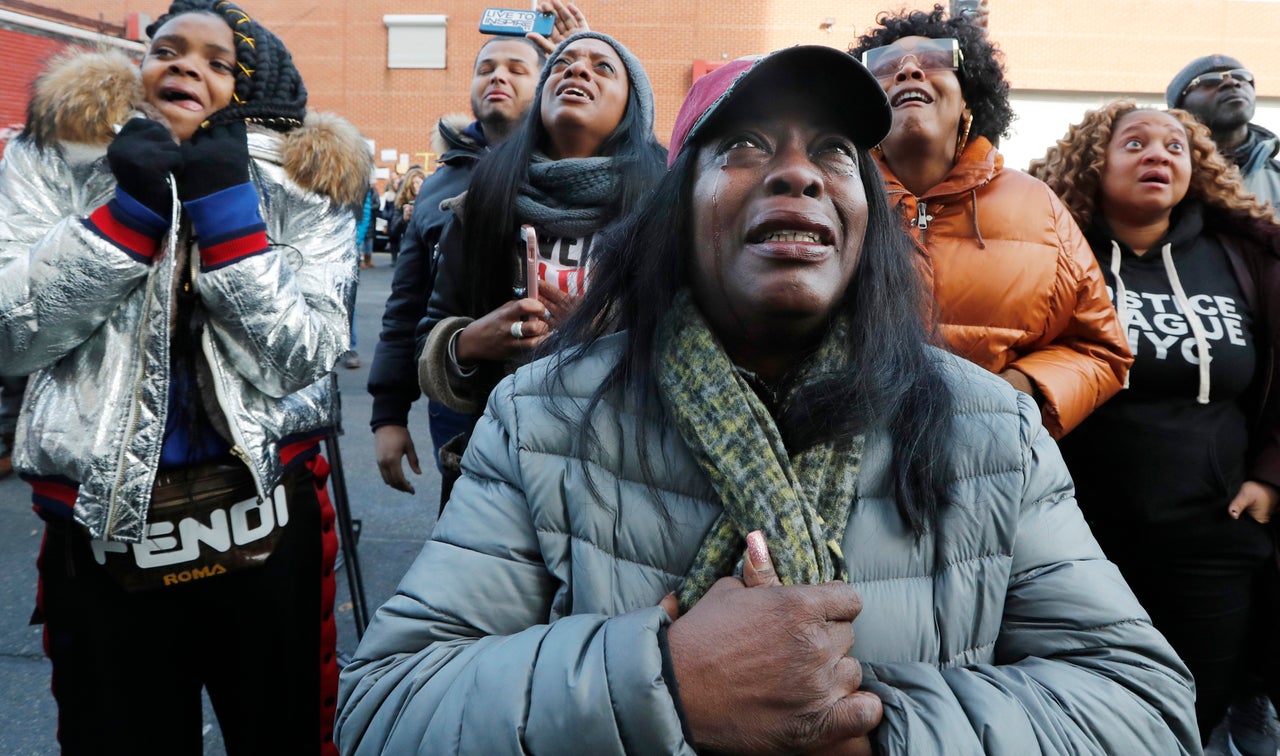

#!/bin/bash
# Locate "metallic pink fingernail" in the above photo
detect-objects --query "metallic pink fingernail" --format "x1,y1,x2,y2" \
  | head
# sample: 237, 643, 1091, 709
746, 530, 771, 569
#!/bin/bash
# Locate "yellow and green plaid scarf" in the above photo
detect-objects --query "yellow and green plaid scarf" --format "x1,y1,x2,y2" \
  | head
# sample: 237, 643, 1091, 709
656, 291, 864, 611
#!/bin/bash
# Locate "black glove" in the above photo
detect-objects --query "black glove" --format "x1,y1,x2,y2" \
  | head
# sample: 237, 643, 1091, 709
178, 121, 251, 201
106, 118, 181, 218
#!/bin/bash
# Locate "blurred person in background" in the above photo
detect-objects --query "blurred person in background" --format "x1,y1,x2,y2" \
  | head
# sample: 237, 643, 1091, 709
345, 181, 379, 370
383, 165, 426, 268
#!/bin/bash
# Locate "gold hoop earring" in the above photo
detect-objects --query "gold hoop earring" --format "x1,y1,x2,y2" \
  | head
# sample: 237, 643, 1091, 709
955, 113, 973, 161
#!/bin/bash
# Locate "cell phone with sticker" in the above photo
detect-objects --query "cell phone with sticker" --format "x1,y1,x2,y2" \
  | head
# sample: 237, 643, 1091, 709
479, 8, 555, 37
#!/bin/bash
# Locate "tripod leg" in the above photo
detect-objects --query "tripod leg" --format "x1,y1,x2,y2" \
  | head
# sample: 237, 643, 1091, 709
324, 431, 370, 638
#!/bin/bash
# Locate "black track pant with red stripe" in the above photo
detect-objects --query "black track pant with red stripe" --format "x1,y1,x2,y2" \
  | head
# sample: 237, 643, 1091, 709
36, 456, 340, 755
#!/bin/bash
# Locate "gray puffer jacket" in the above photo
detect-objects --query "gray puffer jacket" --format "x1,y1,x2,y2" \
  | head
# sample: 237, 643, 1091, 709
1237, 123, 1280, 210
337, 335, 1199, 755
0, 50, 370, 541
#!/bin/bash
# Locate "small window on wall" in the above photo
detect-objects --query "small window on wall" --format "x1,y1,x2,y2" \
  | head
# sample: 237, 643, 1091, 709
384, 15, 447, 69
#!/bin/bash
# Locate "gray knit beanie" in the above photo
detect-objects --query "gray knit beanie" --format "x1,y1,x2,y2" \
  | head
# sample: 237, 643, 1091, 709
533, 31, 655, 134
1166, 54, 1245, 108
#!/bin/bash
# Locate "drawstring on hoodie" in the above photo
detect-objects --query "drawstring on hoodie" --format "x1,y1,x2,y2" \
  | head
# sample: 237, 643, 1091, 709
1108, 241, 1130, 390
1160, 242, 1211, 404
1111, 240, 1211, 402
969, 189, 985, 249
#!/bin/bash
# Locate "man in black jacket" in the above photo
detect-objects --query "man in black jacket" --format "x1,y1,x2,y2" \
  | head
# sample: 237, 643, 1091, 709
1168, 54, 1280, 209
368, 35, 545, 495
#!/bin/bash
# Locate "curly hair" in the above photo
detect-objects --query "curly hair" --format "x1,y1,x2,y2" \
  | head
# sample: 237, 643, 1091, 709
1028, 100, 1277, 231
146, 0, 307, 132
848, 4, 1014, 142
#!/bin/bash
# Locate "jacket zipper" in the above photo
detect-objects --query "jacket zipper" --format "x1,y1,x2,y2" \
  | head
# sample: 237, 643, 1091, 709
198, 164, 268, 501
105, 187, 176, 535
914, 200, 932, 244
201, 320, 268, 502
105, 342, 150, 536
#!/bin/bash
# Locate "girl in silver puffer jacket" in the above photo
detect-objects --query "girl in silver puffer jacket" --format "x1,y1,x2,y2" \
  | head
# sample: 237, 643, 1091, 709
0, 1, 369, 750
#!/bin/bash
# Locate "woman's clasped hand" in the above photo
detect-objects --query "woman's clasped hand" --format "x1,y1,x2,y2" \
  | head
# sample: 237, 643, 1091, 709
663, 535, 882, 756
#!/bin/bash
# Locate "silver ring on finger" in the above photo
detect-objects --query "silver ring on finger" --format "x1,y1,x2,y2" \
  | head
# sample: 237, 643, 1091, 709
510, 321, 524, 339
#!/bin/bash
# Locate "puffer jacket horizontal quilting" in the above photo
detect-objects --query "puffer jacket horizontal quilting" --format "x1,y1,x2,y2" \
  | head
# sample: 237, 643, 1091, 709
0, 50, 369, 541
876, 138, 1131, 438
337, 334, 1197, 755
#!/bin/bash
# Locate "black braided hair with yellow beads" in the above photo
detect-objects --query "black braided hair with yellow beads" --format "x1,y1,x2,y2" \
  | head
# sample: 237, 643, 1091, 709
146, 0, 307, 133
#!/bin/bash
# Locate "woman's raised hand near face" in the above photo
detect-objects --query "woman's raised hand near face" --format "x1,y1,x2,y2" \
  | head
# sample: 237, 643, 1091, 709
107, 119, 183, 219
664, 533, 882, 755
455, 298, 552, 365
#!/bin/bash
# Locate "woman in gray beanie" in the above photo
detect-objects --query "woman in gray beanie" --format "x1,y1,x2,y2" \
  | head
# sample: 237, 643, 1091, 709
414, 31, 666, 501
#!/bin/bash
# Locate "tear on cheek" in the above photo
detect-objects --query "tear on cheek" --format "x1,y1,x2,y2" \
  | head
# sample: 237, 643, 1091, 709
711, 165, 725, 257
827, 158, 859, 178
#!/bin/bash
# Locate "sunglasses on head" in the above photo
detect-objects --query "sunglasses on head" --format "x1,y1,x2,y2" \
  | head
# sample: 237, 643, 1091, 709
861, 38, 964, 81
1181, 68, 1254, 100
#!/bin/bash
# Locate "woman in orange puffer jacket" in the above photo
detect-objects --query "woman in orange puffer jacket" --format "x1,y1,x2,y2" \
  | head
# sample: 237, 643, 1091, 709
851, 7, 1131, 438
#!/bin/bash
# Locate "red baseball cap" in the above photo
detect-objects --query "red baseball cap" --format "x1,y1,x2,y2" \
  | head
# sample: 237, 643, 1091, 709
668, 45, 891, 168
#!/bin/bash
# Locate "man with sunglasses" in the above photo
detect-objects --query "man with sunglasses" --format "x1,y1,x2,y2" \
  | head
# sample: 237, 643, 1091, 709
1168, 54, 1280, 208
1170, 58, 1280, 756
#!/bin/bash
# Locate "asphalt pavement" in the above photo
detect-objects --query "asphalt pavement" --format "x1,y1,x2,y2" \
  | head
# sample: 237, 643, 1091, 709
0, 252, 440, 753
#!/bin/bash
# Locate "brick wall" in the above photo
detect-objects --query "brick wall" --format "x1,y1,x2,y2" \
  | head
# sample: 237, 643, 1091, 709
36, 0, 1280, 174
0, 28, 97, 158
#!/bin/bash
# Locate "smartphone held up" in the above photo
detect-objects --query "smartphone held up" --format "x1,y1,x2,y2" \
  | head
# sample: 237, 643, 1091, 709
515, 225, 541, 301
479, 8, 555, 37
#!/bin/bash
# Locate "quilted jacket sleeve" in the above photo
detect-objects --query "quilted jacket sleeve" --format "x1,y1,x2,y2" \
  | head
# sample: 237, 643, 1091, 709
861, 393, 1199, 755
335, 376, 694, 755
0, 139, 155, 375
1011, 188, 1132, 438
194, 163, 356, 397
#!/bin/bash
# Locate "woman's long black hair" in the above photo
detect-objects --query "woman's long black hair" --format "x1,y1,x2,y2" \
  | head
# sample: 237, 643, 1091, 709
459, 41, 667, 316
546, 139, 955, 536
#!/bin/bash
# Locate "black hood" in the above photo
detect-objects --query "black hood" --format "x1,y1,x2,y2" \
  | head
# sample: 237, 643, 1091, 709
1087, 201, 1206, 261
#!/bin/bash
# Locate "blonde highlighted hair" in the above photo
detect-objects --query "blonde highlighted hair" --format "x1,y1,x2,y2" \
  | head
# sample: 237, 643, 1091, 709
1028, 99, 1276, 230
395, 166, 428, 210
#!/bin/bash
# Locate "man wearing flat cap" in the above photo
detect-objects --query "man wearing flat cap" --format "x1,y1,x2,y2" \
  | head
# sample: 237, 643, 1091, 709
1168, 54, 1280, 208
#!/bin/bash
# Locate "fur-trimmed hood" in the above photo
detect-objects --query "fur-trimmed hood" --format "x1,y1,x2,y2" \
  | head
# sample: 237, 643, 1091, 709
430, 113, 474, 158
24, 48, 371, 207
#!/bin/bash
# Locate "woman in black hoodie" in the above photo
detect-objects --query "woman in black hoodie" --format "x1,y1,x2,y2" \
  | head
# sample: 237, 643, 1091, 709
1032, 100, 1280, 746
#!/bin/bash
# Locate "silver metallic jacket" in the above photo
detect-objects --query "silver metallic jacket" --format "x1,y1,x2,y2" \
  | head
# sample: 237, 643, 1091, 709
0, 52, 370, 542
